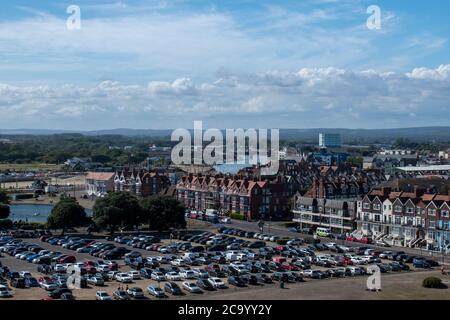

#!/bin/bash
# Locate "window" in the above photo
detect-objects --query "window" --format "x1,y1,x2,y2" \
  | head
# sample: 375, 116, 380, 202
429, 220, 436, 228
394, 205, 402, 213
406, 207, 414, 214
363, 203, 370, 210
374, 215, 381, 222
373, 204, 381, 210
441, 210, 449, 218
428, 209, 436, 216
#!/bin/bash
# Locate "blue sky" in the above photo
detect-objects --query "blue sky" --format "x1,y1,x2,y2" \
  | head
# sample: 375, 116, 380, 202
0, 0, 449, 129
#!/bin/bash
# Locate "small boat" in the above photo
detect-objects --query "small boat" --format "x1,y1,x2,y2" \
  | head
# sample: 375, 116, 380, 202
33, 212, 40, 216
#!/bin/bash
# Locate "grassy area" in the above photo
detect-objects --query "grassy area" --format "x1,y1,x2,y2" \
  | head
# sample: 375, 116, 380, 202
0, 163, 63, 172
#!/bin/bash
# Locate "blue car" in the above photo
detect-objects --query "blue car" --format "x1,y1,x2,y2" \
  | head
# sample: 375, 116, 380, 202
288, 227, 300, 233
25, 277, 39, 287
413, 258, 431, 269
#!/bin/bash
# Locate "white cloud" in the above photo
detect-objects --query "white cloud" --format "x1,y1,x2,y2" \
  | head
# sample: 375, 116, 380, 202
0, 65, 449, 129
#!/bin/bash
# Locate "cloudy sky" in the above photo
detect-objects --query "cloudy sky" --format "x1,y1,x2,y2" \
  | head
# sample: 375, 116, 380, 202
0, 0, 449, 130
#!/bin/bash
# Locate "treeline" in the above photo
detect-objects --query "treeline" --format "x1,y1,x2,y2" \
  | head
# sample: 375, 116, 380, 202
46, 192, 186, 234
0, 134, 174, 166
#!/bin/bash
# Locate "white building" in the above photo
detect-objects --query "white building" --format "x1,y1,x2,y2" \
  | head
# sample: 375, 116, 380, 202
319, 133, 341, 148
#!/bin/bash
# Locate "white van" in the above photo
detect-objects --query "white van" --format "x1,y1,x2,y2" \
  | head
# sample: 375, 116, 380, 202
316, 227, 332, 237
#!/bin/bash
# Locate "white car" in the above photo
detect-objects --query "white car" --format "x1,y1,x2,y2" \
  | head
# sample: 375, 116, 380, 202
182, 281, 202, 293
179, 270, 196, 279
87, 276, 105, 286
171, 259, 186, 267
208, 277, 226, 289
165, 271, 182, 281
0, 285, 12, 298
127, 271, 141, 280
192, 268, 209, 279
107, 271, 119, 280
96, 291, 112, 300
151, 271, 166, 281
95, 263, 110, 272
269, 236, 280, 242
54, 264, 66, 273
116, 273, 133, 283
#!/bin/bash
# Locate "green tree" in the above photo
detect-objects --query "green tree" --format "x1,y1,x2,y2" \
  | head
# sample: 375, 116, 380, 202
47, 197, 88, 235
0, 203, 10, 220
0, 189, 10, 204
140, 195, 186, 232
93, 192, 142, 233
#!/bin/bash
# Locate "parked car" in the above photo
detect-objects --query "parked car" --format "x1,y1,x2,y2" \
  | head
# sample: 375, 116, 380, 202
164, 282, 182, 295
115, 273, 133, 283
182, 281, 202, 293
147, 285, 165, 298
87, 275, 104, 286
48, 288, 72, 299
0, 285, 12, 298
96, 291, 112, 300
127, 287, 145, 299
113, 290, 130, 300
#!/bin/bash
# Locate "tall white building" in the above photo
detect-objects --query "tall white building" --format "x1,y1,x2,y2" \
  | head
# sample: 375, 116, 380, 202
319, 133, 341, 148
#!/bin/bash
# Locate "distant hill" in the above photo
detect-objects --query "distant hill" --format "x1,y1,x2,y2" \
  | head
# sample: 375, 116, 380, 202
1, 126, 450, 143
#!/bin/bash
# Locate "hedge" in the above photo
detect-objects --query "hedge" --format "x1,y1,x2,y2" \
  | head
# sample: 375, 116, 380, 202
13, 193, 35, 200
230, 213, 246, 221
0, 219, 13, 229
422, 277, 444, 289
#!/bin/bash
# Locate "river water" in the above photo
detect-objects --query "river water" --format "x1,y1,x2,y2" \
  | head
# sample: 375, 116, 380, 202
9, 204, 93, 223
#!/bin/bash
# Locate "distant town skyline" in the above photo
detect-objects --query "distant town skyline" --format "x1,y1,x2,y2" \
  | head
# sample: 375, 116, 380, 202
0, 0, 449, 130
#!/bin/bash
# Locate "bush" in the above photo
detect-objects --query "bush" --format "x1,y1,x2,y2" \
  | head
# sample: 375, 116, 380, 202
230, 213, 246, 221
14, 193, 34, 200
13, 221, 46, 230
422, 277, 444, 289
0, 219, 13, 229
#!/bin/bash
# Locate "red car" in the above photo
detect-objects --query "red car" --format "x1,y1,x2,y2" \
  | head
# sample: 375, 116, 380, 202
282, 262, 299, 271
346, 236, 356, 242
59, 255, 76, 264
370, 250, 382, 257
342, 257, 353, 265
84, 261, 97, 273
149, 244, 160, 251
107, 261, 119, 271
357, 237, 372, 244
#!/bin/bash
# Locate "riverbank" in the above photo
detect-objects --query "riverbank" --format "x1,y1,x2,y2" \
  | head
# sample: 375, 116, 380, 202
11, 194, 95, 209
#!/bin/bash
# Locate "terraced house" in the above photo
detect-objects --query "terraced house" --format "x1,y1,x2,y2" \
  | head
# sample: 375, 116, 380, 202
114, 169, 170, 197
356, 187, 450, 251
292, 196, 357, 234
175, 174, 289, 220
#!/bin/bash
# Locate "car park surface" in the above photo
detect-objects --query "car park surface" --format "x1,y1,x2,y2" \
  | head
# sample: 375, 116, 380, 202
0, 226, 445, 300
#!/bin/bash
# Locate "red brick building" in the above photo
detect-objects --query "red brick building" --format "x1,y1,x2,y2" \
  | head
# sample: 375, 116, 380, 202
176, 174, 289, 220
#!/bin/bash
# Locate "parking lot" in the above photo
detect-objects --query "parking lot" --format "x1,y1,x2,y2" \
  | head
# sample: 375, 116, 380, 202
0, 226, 444, 300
